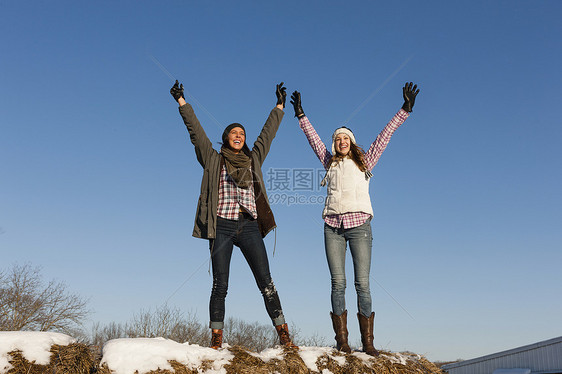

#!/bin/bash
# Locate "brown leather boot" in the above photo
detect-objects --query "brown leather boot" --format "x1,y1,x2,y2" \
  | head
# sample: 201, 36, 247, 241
210, 329, 223, 349
275, 323, 299, 349
330, 310, 351, 353
357, 312, 379, 356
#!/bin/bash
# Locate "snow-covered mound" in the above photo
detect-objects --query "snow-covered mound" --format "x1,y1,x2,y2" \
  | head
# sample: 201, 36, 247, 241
0, 331, 75, 373
0, 332, 443, 374
99, 337, 443, 374
100, 337, 234, 374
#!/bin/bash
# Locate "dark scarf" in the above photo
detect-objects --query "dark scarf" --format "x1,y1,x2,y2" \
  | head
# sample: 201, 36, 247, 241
221, 147, 252, 189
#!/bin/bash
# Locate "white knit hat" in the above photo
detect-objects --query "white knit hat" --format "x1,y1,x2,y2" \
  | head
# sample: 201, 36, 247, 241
331, 126, 356, 155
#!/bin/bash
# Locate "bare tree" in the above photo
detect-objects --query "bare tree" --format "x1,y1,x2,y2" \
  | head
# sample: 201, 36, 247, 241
88, 305, 321, 351
125, 305, 208, 344
90, 321, 126, 347
289, 324, 328, 347
223, 318, 279, 351
90, 305, 209, 347
0, 263, 90, 333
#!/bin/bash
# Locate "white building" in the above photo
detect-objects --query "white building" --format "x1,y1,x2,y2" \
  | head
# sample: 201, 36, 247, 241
442, 336, 562, 374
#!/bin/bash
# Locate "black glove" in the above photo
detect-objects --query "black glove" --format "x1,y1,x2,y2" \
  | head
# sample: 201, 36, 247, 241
402, 82, 420, 112
170, 80, 185, 102
290, 91, 305, 118
276, 82, 287, 108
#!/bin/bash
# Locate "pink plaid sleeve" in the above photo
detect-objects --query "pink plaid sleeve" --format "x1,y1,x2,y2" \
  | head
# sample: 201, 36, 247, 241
363, 109, 409, 171
299, 116, 332, 170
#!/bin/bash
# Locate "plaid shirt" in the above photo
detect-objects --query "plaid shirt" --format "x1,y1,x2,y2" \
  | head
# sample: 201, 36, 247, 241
217, 165, 258, 220
299, 109, 409, 229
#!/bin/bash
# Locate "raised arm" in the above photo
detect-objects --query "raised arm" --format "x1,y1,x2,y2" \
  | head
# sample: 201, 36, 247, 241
363, 82, 420, 170
291, 91, 332, 169
252, 82, 286, 164
170, 80, 214, 167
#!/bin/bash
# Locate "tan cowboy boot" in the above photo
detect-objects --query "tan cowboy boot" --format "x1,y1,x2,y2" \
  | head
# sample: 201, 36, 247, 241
210, 329, 223, 349
330, 310, 351, 353
357, 312, 380, 356
275, 323, 299, 349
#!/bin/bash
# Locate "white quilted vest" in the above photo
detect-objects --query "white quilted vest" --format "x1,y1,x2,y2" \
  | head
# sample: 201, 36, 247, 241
322, 157, 373, 218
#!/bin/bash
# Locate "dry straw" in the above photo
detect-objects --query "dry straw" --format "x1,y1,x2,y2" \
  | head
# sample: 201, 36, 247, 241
6, 342, 443, 374
6, 343, 95, 374
98, 345, 444, 374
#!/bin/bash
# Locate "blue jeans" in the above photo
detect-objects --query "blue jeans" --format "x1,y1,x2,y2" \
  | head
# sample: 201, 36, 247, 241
324, 220, 373, 317
208, 214, 286, 329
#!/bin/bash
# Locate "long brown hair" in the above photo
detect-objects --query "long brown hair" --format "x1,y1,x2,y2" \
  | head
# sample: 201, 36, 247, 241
329, 142, 367, 172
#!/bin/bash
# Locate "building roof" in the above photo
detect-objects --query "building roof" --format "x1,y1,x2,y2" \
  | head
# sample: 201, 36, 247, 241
442, 336, 562, 371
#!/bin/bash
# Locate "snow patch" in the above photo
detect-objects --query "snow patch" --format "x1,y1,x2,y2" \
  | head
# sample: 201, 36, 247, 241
298, 346, 335, 371
258, 346, 284, 362
101, 337, 234, 374
383, 351, 410, 365
0, 331, 75, 373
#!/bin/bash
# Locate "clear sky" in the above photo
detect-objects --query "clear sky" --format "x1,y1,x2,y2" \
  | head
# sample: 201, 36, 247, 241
1, 0, 561, 362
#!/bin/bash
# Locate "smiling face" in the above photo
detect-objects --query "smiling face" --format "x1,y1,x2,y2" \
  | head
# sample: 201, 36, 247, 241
334, 133, 351, 156
227, 127, 246, 153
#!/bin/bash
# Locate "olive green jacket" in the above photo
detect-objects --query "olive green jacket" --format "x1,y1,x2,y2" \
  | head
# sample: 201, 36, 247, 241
178, 103, 283, 239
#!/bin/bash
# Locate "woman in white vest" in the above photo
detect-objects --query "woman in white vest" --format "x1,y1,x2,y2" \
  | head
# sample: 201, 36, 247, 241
290, 83, 419, 356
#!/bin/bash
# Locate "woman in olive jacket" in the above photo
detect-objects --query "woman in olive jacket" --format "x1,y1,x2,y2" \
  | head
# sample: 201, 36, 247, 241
170, 80, 296, 350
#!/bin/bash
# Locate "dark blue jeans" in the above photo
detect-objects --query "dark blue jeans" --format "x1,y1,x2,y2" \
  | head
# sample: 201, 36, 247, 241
208, 214, 286, 329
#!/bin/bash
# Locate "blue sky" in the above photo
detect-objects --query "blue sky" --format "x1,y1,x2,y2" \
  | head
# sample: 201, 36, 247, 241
1, 0, 561, 361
